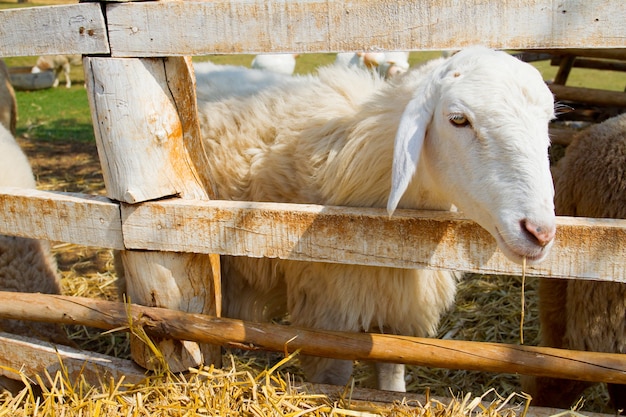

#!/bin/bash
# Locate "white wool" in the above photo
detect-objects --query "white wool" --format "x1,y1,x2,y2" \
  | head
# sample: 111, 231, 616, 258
0, 123, 68, 346
193, 61, 296, 102
0, 124, 36, 188
251, 53, 298, 74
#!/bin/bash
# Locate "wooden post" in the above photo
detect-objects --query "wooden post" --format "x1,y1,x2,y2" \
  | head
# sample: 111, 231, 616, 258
83, 56, 221, 372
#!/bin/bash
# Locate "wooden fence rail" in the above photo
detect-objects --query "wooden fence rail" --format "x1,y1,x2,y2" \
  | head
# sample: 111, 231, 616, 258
2, 187, 626, 281
2, 1, 626, 58
1, 0, 626, 395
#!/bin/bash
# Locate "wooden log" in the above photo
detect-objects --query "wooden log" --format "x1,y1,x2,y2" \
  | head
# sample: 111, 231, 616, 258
531, 48, 626, 61
0, 291, 626, 385
553, 55, 575, 85
84, 56, 221, 372
84, 57, 207, 203
548, 84, 626, 107
0, 3, 109, 58
0, 332, 146, 387
105, 0, 626, 57
551, 56, 626, 73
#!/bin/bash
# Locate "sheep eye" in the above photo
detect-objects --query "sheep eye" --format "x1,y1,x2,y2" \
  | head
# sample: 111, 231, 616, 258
449, 114, 470, 127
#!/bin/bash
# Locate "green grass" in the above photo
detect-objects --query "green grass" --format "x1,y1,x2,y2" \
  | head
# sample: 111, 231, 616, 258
15, 85, 93, 142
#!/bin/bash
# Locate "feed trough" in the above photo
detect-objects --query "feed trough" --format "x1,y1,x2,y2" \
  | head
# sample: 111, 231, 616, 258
8, 66, 55, 91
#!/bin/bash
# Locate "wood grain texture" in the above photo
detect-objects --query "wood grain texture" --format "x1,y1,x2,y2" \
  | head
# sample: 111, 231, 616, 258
84, 57, 208, 204
1, 187, 625, 280
105, 0, 626, 57
121, 198, 626, 281
0, 3, 108, 58
0, 332, 146, 387
0, 186, 123, 249
84, 56, 221, 372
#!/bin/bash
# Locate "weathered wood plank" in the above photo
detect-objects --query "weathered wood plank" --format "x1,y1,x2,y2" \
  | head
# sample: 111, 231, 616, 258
0, 332, 146, 386
0, 3, 109, 58
84, 57, 208, 204
105, 0, 626, 57
120, 198, 626, 281
1, 291, 626, 385
2, 188, 625, 280
0, 187, 124, 250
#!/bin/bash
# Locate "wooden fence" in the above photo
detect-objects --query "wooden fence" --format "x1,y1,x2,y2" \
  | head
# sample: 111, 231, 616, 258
1, 0, 626, 401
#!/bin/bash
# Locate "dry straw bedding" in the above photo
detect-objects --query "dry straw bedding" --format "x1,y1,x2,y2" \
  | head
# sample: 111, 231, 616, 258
0, 137, 612, 415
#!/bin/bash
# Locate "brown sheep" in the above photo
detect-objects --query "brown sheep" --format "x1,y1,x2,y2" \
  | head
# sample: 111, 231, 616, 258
521, 113, 626, 413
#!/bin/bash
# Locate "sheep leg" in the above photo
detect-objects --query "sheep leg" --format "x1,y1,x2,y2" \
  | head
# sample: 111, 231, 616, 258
521, 375, 590, 409
537, 278, 569, 347
375, 362, 406, 392
63, 63, 72, 88
608, 383, 626, 415
299, 355, 354, 386
521, 277, 588, 406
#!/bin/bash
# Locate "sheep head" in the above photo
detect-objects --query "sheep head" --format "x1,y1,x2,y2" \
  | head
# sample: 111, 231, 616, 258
389, 46, 556, 264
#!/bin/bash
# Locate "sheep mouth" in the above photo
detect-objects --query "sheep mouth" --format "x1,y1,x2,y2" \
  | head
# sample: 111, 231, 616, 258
494, 228, 551, 265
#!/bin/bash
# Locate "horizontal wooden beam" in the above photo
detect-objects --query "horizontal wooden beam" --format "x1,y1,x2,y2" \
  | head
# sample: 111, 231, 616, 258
549, 84, 626, 108
105, 0, 626, 56
1, 291, 626, 385
531, 48, 626, 61
1, 2, 625, 59
2, 188, 625, 280
0, 187, 124, 250
121, 198, 626, 280
0, 3, 109, 58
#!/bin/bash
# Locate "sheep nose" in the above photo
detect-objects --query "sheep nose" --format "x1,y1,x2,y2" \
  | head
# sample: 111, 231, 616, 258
522, 219, 556, 247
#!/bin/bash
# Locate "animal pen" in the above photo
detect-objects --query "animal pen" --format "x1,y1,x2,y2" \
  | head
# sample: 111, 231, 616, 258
1, 0, 626, 414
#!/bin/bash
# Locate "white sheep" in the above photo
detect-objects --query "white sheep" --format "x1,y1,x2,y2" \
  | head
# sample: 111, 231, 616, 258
193, 61, 293, 102
335, 51, 386, 70
251, 53, 299, 75
0, 59, 17, 135
195, 46, 556, 391
521, 113, 626, 413
378, 51, 410, 79
31, 54, 81, 89
0, 123, 69, 346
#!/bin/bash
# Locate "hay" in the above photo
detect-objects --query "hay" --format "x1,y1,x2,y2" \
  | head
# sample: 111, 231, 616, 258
0, 350, 531, 417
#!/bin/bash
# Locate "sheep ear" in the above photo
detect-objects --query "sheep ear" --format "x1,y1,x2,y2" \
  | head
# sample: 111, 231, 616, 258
387, 90, 435, 216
